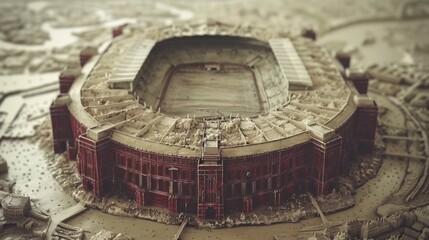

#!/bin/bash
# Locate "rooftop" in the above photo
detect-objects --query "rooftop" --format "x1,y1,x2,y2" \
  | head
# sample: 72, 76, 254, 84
1, 193, 30, 209
69, 22, 355, 156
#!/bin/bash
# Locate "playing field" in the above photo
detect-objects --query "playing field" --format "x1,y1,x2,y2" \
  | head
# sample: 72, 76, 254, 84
159, 65, 263, 118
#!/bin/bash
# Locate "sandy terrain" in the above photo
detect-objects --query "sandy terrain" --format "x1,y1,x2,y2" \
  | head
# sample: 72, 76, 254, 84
161, 66, 261, 118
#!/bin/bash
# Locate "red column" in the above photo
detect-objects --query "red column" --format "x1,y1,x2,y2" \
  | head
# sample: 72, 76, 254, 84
50, 95, 72, 153
273, 188, 283, 207
302, 29, 317, 41
354, 99, 378, 153
243, 196, 253, 213
311, 135, 342, 195
79, 47, 97, 67
348, 71, 370, 94
168, 195, 178, 213
78, 133, 113, 198
336, 51, 351, 69
112, 27, 123, 38
59, 68, 81, 94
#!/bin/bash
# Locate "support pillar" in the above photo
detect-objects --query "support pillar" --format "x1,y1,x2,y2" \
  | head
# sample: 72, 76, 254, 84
50, 94, 71, 154
78, 124, 115, 198
273, 188, 284, 207
135, 189, 146, 206
59, 68, 81, 94
243, 196, 253, 214
168, 195, 178, 213
336, 51, 351, 69
354, 95, 378, 153
67, 141, 78, 160
112, 26, 124, 38
308, 123, 342, 195
348, 71, 370, 94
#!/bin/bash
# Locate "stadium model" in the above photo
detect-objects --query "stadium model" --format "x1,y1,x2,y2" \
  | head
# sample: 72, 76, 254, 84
50, 22, 378, 221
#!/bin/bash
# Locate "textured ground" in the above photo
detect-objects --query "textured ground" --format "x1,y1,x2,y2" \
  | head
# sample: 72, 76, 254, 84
0, 0, 428, 239
161, 67, 261, 117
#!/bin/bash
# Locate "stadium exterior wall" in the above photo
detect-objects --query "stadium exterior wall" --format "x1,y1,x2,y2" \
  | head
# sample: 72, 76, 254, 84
48, 29, 379, 220
51, 96, 371, 220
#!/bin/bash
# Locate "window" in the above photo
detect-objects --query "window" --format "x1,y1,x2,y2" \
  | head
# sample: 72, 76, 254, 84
134, 173, 139, 185
191, 184, 197, 196
151, 178, 157, 190
272, 163, 278, 174
117, 169, 126, 181
86, 165, 92, 175
142, 176, 147, 189
234, 183, 241, 196
142, 163, 147, 174
226, 185, 232, 197
207, 178, 213, 190
225, 171, 231, 180
160, 180, 165, 191
262, 178, 268, 191
272, 176, 277, 189
256, 180, 261, 192
182, 183, 188, 196
293, 158, 298, 167
182, 170, 187, 179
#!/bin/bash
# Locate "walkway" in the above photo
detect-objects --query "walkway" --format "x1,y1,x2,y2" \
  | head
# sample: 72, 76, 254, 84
389, 97, 429, 202
300, 193, 344, 232
172, 217, 189, 240
46, 201, 87, 239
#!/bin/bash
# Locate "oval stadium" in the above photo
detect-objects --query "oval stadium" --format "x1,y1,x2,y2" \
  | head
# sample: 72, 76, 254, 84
49, 21, 378, 221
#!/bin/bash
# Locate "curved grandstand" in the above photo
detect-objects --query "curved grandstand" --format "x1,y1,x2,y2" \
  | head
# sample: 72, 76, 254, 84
50, 22, 378, 221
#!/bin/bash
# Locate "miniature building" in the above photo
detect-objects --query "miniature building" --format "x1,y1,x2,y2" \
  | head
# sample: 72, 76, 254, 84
1, 194, 31, 220
49, 22, 378, 220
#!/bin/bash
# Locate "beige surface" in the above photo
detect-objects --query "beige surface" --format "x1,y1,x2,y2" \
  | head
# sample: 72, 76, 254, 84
161, 67, 261, 118
1, 1, 427, 239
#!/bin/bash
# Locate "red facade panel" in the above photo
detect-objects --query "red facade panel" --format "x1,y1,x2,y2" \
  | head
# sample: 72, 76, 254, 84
62, 93, 376, 220
355, 103, 378, 152
107, 141, 199, 213
50, 98, 72, 153
78, 134, 113, 198
311, 136, 342, 195
59, 74, 76, 94
349, 72, 370, 94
